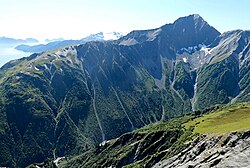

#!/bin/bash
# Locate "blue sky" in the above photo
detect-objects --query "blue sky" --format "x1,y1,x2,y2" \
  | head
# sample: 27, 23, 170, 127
0, 0, 249, 40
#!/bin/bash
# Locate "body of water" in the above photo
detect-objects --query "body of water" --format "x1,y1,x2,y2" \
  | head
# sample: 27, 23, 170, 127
0, 45, 32, 68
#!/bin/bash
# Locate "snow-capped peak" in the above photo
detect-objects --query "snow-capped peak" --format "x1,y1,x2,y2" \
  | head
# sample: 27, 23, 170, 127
82, 32, 125, 42
103, 32, 124, 40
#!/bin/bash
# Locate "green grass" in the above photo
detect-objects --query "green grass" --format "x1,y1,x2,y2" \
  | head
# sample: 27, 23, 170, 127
184, 102, 250, 135
54, 102, 250, 168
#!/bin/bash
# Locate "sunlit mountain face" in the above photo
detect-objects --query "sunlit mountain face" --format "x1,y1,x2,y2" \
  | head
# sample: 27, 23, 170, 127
1, 13, 250, 168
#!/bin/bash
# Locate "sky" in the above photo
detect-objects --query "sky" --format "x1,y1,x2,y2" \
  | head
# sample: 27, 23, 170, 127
0, 0, 249, 41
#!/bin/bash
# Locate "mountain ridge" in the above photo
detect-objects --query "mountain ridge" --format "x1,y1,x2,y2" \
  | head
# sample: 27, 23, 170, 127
45, 102, 250, 168
1, 14, 250, 167
15, 32, 124, 53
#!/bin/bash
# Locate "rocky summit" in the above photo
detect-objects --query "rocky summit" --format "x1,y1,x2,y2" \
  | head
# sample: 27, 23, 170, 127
1, 14, 250, 167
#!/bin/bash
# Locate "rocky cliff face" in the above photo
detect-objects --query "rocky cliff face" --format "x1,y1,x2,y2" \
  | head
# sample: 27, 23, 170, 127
1, 14, 250, 167
154, 131, 250, 168
178, 29, 250, 110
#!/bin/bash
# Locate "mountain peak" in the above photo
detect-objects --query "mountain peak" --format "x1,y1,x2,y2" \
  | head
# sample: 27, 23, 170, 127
2, 13, 250, 168
82, 32, 124, 41
192, 14, 203, 20
118, 14, 220, 48
173, 14, 206, 26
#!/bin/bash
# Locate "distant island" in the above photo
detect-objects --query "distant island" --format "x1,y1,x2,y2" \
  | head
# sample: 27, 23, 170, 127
0, 37, 38, 45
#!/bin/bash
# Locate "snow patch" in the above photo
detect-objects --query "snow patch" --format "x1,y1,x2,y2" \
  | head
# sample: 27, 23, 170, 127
84, 32, 124, 41
200, 44, 212, 56
178, 44, 209, 55
176, 44, 214, 69
103, 32, 124, 40
183, 58, 187, 63
34, 66, 39, 71
44, 64, 49, 70
53, 157, 65, 167
99, 139, 112, 147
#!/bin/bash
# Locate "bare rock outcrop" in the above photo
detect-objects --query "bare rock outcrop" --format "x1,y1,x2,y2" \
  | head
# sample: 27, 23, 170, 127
154, 131, 250, 168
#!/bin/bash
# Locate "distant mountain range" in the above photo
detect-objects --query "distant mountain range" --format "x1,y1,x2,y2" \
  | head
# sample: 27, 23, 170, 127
1, 14, 250, 167
15, 32, 124, 53
45, 38, 65, 43
0, 37, 38, 45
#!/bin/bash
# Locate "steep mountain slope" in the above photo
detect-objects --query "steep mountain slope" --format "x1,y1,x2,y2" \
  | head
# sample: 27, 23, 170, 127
0, 14, 221, 167
15, 32, 124, 53
155, 103, 250, 168
177, 29, 250, 110
50, 103, 250, 168
3, 13, 250, 167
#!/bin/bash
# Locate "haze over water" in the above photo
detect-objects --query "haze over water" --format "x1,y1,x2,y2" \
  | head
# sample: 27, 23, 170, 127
0, 45, 32, 67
